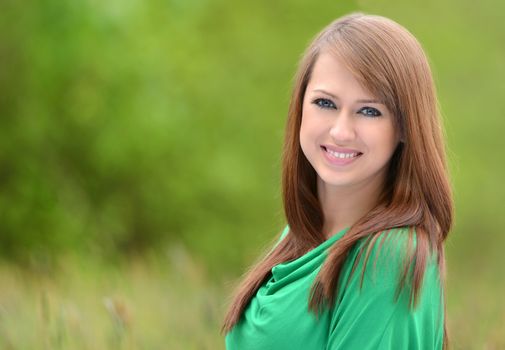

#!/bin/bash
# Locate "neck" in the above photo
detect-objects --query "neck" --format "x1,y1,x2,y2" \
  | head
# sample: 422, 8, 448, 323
317, 175, 385, 239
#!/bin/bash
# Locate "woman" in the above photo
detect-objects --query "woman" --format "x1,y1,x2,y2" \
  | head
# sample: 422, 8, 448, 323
222, 12, 453, 350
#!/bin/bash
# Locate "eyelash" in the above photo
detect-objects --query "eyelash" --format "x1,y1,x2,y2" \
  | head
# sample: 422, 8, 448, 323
311, 98, 382, 117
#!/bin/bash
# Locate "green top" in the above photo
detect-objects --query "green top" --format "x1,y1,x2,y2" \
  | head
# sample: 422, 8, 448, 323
225, 226, 444, 349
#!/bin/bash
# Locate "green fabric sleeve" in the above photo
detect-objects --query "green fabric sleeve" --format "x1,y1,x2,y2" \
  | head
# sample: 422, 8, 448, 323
326, 229, 444, 350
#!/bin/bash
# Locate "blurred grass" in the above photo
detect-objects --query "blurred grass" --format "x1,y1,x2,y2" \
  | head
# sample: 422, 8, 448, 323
0, 250, 225, 350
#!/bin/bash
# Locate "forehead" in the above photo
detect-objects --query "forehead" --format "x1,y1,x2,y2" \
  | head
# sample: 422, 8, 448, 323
307, 52, 376, 100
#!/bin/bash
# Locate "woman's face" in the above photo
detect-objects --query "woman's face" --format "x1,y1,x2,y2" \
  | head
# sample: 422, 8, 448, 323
300, 52, 399, 194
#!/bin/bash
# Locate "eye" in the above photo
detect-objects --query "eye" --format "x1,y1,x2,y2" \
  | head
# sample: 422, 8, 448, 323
312, 98, 336, 110
359, 106, 382, 117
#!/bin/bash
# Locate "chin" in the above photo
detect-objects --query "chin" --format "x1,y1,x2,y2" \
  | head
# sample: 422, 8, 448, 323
317, 173, 355, 188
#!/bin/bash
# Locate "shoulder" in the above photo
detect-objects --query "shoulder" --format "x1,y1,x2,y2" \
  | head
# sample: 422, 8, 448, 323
357, 226, 415, 256
351, 227, 415, 272
354, 226, 437, 269
328, 227, 445, 349
345, 227, 440, 295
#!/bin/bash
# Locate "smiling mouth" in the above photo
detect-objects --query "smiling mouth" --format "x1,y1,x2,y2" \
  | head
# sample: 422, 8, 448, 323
321, 146, 363, 159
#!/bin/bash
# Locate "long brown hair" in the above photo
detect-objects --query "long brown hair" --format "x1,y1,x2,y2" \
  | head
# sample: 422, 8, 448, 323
222, 12, 453, 348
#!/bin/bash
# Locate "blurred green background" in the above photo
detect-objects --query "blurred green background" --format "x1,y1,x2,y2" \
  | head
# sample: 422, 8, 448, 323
0, 0, 503, 348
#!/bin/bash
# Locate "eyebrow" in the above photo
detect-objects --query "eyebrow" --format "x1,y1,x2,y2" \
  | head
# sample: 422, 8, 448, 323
312, 88, 383, 104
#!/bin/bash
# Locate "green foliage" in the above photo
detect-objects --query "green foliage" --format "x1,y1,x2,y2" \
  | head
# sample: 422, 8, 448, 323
0, 0, 357, 268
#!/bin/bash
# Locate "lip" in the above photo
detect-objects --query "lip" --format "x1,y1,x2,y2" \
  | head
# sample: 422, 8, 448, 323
320, 145, 362, 166
321, 144, 361, 154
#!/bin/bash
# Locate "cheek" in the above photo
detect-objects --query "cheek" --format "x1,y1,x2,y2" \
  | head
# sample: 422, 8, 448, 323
299, 113, 320, 157
361, 124, 398, 155
299, 116, 311, 154
300, 106, 324, 138
379, 130, 398, 157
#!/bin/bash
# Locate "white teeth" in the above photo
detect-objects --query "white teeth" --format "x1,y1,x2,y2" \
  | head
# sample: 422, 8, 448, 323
326, 148, 359, 159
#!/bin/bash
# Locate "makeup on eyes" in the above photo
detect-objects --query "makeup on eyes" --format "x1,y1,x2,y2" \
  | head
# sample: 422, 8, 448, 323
311, 97, 383, 117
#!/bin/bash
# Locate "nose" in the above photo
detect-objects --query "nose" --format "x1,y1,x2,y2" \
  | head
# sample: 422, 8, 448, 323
329, 110, 356, 143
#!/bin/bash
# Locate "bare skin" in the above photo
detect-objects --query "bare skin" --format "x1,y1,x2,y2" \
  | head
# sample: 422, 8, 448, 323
299, 52, 400, 240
